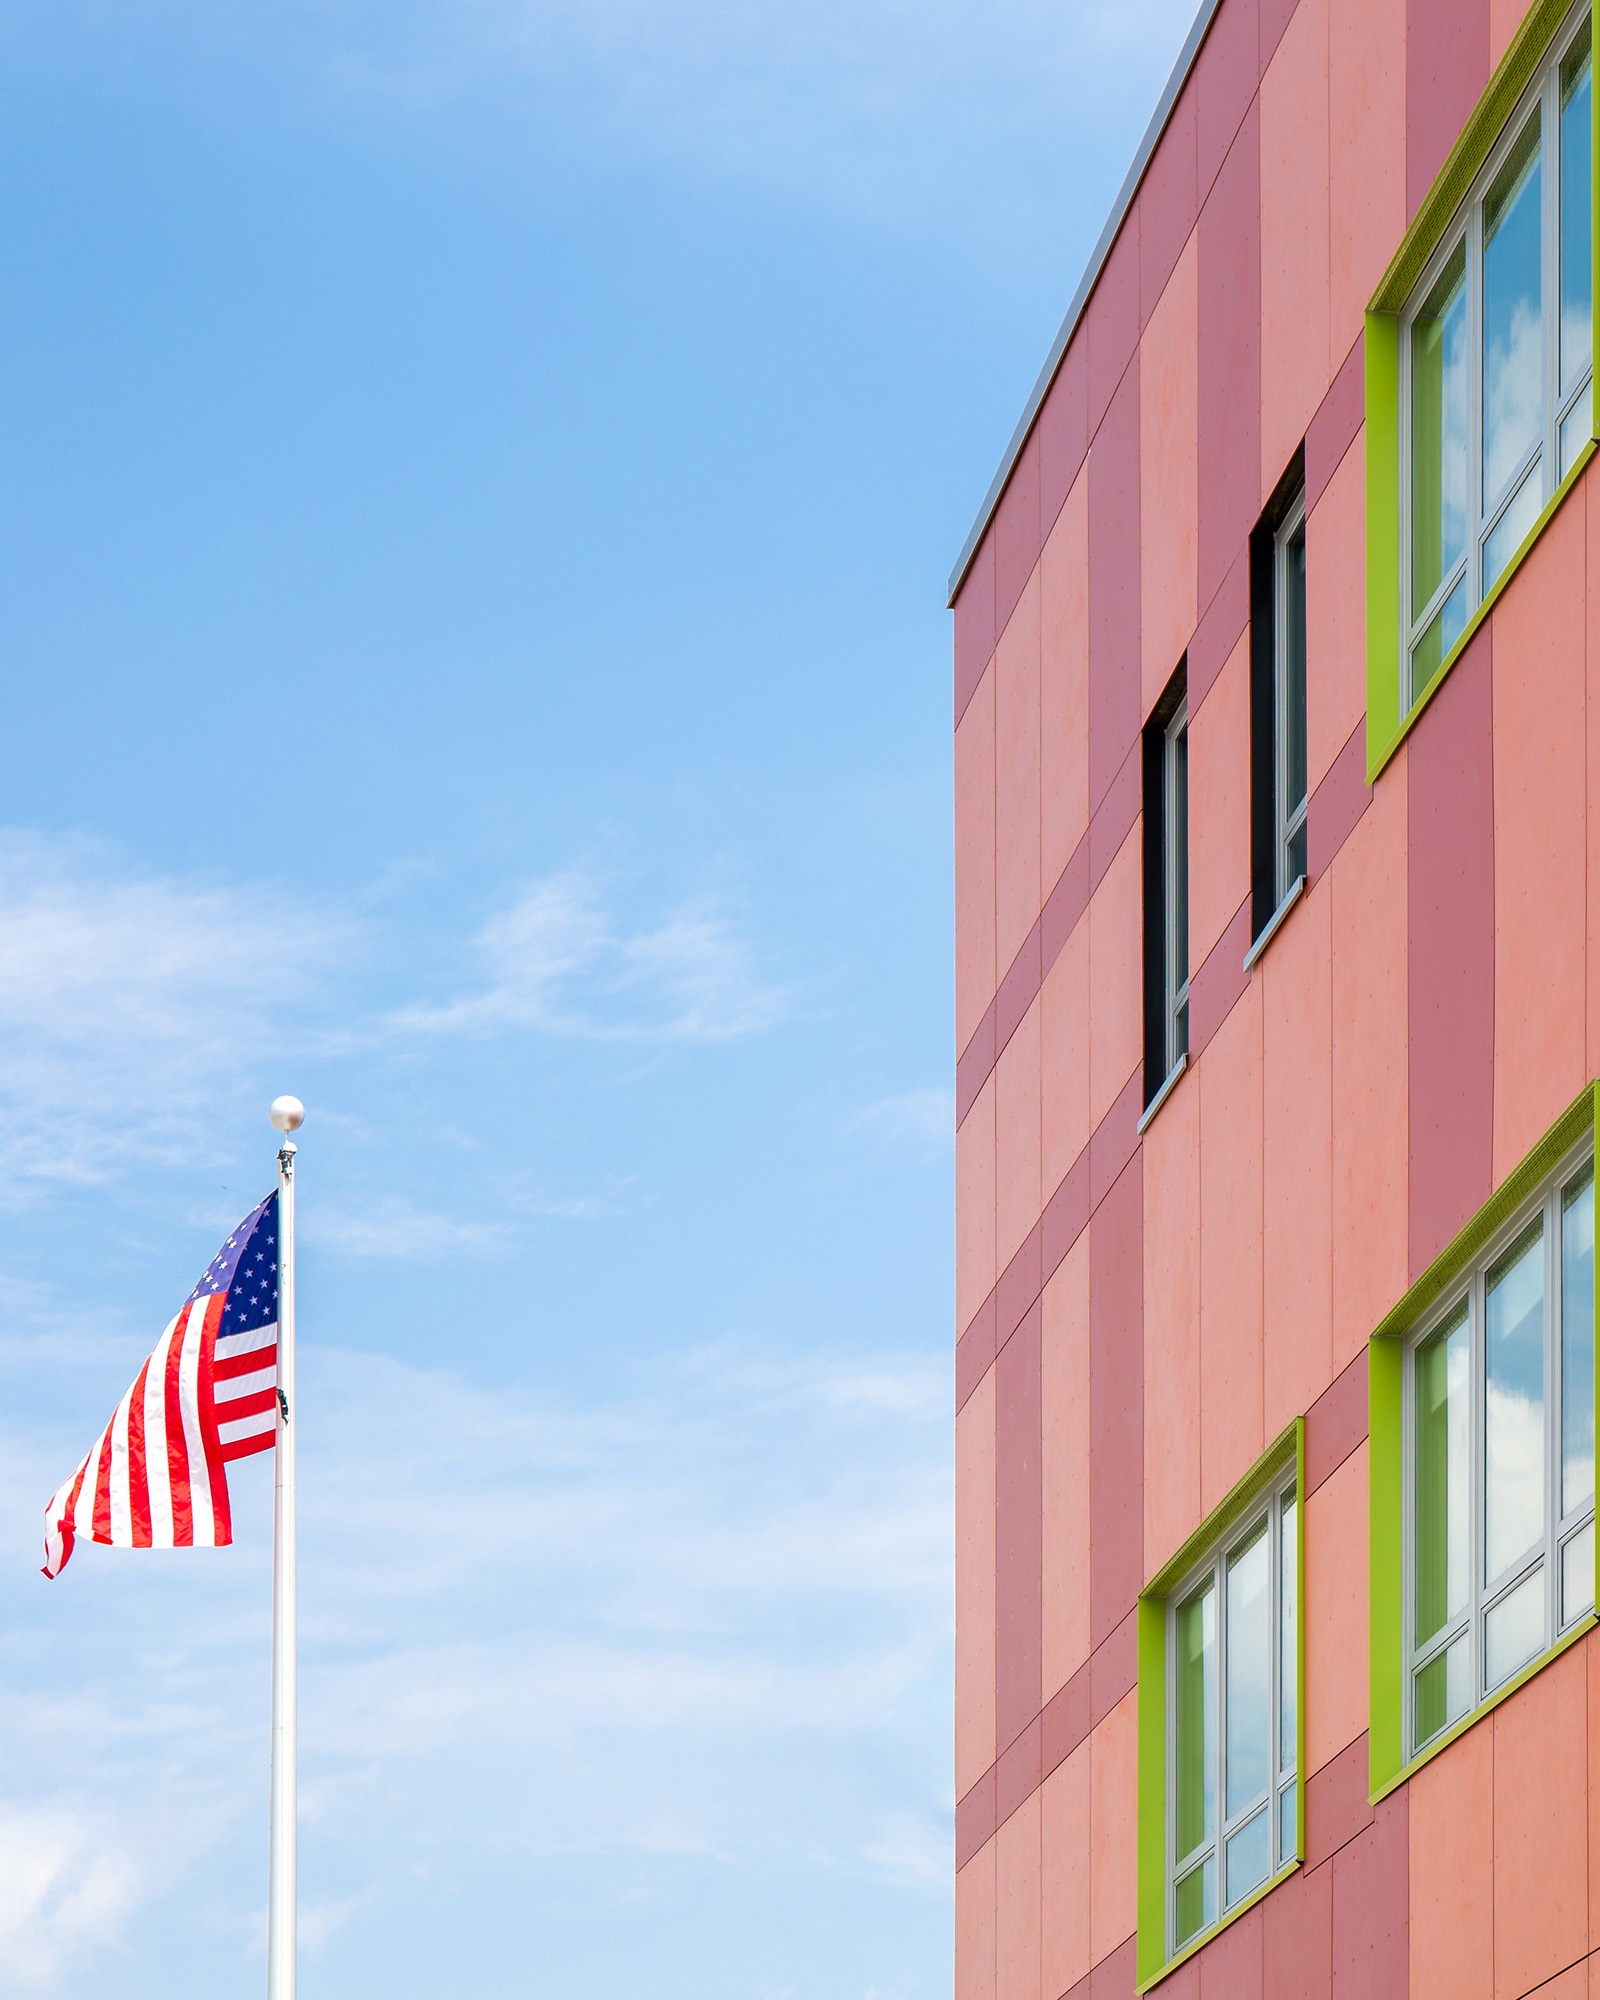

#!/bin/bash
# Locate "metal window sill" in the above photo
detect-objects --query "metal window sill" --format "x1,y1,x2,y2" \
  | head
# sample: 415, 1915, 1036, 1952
1242, 876, 1305, 975
1137, 1054, 1188, 1135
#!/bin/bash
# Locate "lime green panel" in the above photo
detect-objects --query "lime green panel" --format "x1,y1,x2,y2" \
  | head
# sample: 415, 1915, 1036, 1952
1365, 313, 1402, 780
1368, 1336, 1405, 1799
1294, 1416, 1307, 1860
1136, 1593, 1168, 1989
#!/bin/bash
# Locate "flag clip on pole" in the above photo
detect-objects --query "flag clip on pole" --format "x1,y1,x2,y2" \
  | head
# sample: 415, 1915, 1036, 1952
267, 1095, 304, 2000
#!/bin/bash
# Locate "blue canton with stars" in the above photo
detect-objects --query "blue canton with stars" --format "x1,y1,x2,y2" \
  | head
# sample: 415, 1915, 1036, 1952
187, 1192, 280, 1336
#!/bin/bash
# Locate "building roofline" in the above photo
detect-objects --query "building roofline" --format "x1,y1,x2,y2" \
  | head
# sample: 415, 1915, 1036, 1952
945, 0, 1224, 609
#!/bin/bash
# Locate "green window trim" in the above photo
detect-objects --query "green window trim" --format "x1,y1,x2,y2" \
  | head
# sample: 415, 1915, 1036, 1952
1368, 1081, 1600, 1802
1365, 0, 1600, 781
1135, 1421, 1305, 1992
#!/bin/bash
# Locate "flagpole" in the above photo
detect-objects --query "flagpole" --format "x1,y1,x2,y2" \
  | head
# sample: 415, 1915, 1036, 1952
268, 1095, 304, 2000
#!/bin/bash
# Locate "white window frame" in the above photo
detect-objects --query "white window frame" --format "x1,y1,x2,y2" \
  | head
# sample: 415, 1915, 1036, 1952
1161, 700, 1189, 1078
1165, 1467, 1297, 1958
1401, 1138, 1596, 1758
1272, 490, 1308, 907
1399, 3, 1593, 709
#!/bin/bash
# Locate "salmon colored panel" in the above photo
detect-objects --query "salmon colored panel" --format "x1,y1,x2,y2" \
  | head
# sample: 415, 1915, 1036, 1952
1589, 472, 1600, 1083
997, 572, 1044, 974
996, 1789, 1041, 2000
1041, 918, 1090, 1198
1490, 0, 1537, 66
1199, 977, 1266, 1513
1305, 432, 1366, 799
1304, 1442, 1368, 1774
1188, 631, 1252, 971
1043, 1236, 1092, 1699
1536, 1967, 1587, 2000
956, 1368, 997, 1799
1263, 876, 1334, 1438
1492, 496, 1586, 1181
1140, 232, 1200, 720
1041, 1741, 1092, 1998
996, 998, 1043, 1275
957, 1836, 997, 2000
1042, 467, 1091, 891
1089, 1690, 1139, 1964
1089, 828, 1144, 1132
1408, 1722, 1493, 2000
1260, 0, 1332, 485
1330, 746, 1408, 1370
956, 1073, 996, 1337
956, 663, 997, 1054
1590, 1629, 1600, 1950
1143, 1070, 1202, 1577
1493, 1643, 1588, 1998
1329, 0, 1405, 359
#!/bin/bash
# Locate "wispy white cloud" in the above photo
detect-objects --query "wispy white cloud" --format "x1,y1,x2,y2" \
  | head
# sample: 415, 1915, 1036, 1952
0, 833, 341, 1195
391, 868, 785, 1044
0, 1806, 140, 1987
850, 1088, 951, 1154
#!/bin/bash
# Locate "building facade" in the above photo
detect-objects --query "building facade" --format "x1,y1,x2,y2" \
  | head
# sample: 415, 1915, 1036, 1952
950, 0, 1600, 1993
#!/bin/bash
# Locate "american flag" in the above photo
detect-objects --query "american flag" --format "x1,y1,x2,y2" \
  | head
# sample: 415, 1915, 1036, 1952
42, 1194, 282, 1578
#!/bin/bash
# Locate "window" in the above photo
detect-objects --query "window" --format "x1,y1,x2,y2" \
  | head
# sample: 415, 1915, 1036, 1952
1143, 671, 1189, 1107
1403, 1144, 1595, 1755
1250, 465, 1308, 943
1403, 7, 1592, 706
1168, 1471, 1297, 1953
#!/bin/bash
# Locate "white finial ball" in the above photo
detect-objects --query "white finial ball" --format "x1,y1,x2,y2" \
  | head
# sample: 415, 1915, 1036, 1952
269, 1095, 305, 1134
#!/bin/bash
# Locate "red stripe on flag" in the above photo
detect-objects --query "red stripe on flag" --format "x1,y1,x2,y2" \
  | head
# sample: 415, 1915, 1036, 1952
213, 1343, 277, 1383
165, 1306, 194, 1547
90, 1426, 114, 1544
220, 1428, 277, 1463
126, 1357, 153, 1548
198, 1296, 232, 1548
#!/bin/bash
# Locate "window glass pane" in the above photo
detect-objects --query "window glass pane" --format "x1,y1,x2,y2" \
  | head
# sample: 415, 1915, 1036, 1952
1277, 1782, 1297, 1867
1561, 21, 1593, 396
1224, 1809, 1270, 1907
1412, 240, 1469, 619
1225, 1524, 1271, 1820
1483, 457, 1545, 591
1415, 1307, 1470, 1645
1411, 576, 1468, 701
1563, 1167, 1595, 1516
1174, 1582, 1215, 1864
1283, 520, 1307, 823
1485, 1563, 1545, 1689
1482, 110, 1544, 506
1279, 1490, 1297, 1775
1485, 1220, 1547, 1582
1174, 1857, 1213, 1949
1414, 1632, 1471, 1746
1563, 1519, 1595, 1626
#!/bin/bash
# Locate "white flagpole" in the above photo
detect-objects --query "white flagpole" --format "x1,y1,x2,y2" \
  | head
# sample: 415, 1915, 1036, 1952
267, 1095, 304, 2000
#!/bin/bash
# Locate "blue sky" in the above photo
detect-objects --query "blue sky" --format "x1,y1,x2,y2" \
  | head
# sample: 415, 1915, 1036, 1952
0, 2, 1191, 1992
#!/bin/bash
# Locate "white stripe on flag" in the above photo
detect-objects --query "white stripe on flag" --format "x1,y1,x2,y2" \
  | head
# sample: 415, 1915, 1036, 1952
73, 1426, 108, 1539
213, 1364, 276, 1405
144, 1318, 178, 1547
215, 1321, 278, 1364
177, 1299, 214, 1546
108, 1380, 136, 1548
217, 1408, 277, 1447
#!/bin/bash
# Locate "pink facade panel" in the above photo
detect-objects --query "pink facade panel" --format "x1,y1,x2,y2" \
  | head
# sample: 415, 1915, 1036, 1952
956, 1837, 997, 2000
1188, 631, 1251, 969
1259, 0, 1332, 493
1198, 976, 1266, 1513
1304, 433, 1367, 800
1142, 1069, 1202, 1578
955, 1071, 996, 1337
1197, 101, 1262, 612
1493, 1645, 1588, 1997
1041, 1742, 1092, 1997
1492, 494, 1588, 1180
1088, 829, 1143, 1132
956, 1368, 997, 1800
1406, 0, 1489, 219
1140, 80, 1200, 328
955, 661, 996, 1055
1196, 0, 1260, 200
1041, 469, 1091, 891
996, 1790, 1042, 2000
995, 998, 1042, 1277
1304, 1443, 1368, 1776
1262, 877, 1335, 1439
996, 572, 1043, 977
1407, 1718, 1494, 2000
1088, 1161, 1143, 1647
1089, 365, 1143, 813
1042, 1238, 1092, 1700
1041, 919, 1091, 1200
1088, 1691, 1138, 1966
1330, 0, 1406, 366
1140, 231, 1200, 719
996, 1305, 1044, 1756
